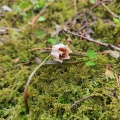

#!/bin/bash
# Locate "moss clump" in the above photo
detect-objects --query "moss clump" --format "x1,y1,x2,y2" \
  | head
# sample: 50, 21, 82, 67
0, 0, 120, 120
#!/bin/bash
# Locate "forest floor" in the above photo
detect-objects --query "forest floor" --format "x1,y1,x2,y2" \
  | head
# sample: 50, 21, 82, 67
0, 0, 120, 120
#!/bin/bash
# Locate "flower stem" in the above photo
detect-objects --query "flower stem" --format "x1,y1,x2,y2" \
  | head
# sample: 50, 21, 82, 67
24, 55, 50, 113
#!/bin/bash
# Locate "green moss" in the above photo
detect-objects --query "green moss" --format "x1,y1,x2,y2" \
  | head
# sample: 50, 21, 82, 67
0, 0, 120, 119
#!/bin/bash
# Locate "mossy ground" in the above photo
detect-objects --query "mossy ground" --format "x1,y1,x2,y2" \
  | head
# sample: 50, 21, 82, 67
0, 0, 120, 120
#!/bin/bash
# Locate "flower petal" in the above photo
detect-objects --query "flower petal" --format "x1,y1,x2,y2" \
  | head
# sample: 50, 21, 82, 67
63, 55, 70, 59
52, 45, 59, 51
52, 43, 65, 51
57, 43, 65, 48
51, 51, 59, 58
65, 45, 72, 53
54, 57, 63, 63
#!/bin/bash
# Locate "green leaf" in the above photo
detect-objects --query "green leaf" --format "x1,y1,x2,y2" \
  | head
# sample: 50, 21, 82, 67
113, 17, 120, 27
83, 57, 89, 62
38, 16, 45, 22
83, 113, 89, 120
90, 0, 95, 4
39, 0, 46, 8
58, 97, 66, 103
48, 38, 56, 44
37, 30, 45, 36
87, 50, 96, 59
85, 61, 95, 66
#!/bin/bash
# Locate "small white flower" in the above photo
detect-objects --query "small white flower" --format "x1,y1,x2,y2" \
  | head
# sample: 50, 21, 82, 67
51, 43, 72, 63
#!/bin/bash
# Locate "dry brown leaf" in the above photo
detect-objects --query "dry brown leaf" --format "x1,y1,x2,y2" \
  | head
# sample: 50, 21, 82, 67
115, 73, 120, 88
0, 28, 7, 35
35, 57, 42, 64
105, 65, 115, 80
108, 50, 120, 59
66, 37, 72, 45
12, 58, 20, 63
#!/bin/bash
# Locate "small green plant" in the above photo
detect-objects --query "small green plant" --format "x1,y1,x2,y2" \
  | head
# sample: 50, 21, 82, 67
90, 0, 95, 4
113, 17, 120, 28
38, 16, 46, 22
83, 50, 96, 66
48, 36, 60, 45
113, 17, 120, 45
14, 0, 46, 20
48, 38, 56, 45
37, 30, 45, 36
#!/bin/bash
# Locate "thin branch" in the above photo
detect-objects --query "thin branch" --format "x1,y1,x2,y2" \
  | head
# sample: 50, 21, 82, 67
74, 0, 77, 12
12, 6, 32, 25
101, 2, 120, 19
72, 93, 103, 107
0, 66, 6, 72
115, 73, 120, 88
0, 26, 21, 32
29, 48, 52, 52
72, 94, 95, 107
63, 29, 120, 51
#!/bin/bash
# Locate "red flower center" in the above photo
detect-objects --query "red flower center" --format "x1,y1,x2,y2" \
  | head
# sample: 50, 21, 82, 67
59, 48, 67, 58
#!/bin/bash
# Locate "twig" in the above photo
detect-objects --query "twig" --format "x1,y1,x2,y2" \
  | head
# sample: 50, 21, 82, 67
31, 3, 50, 26
24, 55, 50, 113
0, 66, 6, 72
90, 0, 102, 10
72, 94, 95, 106
115, 73, 120, 88
12, 6, 32, 25
29, 48, 52, 52
74, 0, 77, 12
24, 90, 33, 96
0, 26, 21, 32
63, 29, 120, 51
45, 60, 84, 65
101, 2, 120, 19
72, 93, 103, 107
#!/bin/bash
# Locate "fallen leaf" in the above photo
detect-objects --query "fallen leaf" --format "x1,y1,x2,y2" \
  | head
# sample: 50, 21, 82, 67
66, 37, 72, 45
0, 28, 7, 35
108, 50, 120, 59
12, 58, 20, 63
1, 5, 12, 12
105, 65, 115, 80
38, 16, 46, 22
35, 57, 42, 64
115, 73, 120, 88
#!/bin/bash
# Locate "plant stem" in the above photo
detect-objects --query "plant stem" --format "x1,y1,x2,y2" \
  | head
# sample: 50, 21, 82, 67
24, 55, 50, 113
